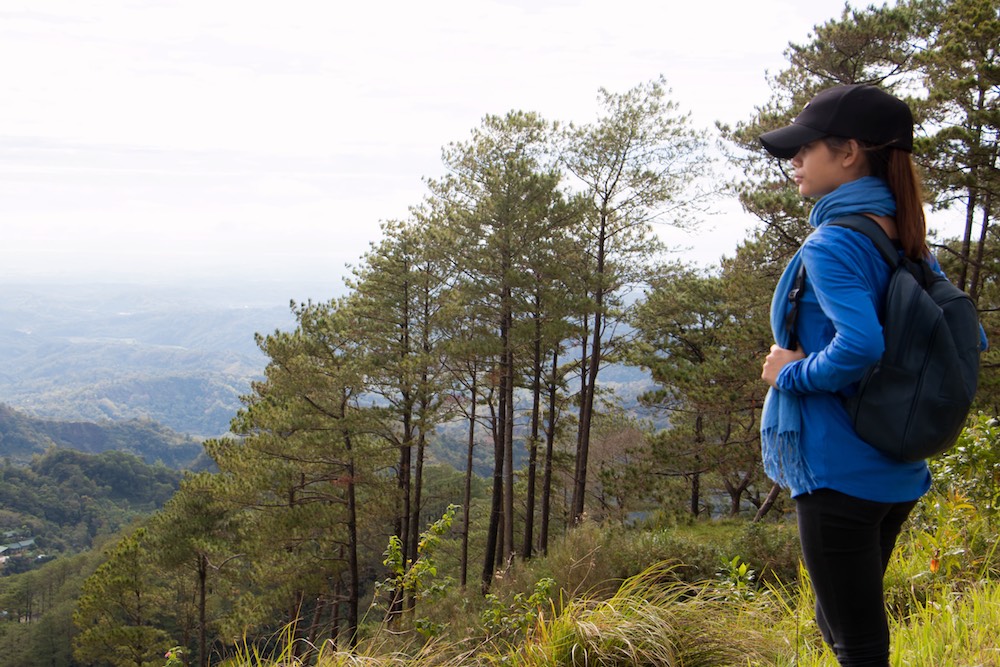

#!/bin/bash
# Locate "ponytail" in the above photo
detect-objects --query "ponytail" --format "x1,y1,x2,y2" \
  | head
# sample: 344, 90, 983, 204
824, 137, 928, 260
866, 146, 928, 260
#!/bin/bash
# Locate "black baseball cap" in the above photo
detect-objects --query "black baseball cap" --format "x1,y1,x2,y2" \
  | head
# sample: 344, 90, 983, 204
759, 84, 913, 159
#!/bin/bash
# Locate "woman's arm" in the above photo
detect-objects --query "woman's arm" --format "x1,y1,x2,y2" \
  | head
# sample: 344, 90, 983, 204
775, 236, 885, 395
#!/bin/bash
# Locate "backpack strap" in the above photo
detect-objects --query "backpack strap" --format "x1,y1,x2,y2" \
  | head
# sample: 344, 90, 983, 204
787, 215, 901, 344
785, 262, 806, 349
826, 215, 902, 269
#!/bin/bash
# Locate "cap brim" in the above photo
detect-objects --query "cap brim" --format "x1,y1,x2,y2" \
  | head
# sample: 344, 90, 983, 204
759, 123, 826, 159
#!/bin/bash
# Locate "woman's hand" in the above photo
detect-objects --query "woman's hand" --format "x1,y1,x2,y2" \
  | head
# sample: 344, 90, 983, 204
762, 344, 806, 388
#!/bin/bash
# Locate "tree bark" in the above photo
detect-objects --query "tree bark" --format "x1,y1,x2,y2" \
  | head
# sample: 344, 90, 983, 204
461, 370, 477, 588
753, 483, 782, 522
570, 317, 590, 522
572, 215, 608, 522
501, 289, 516, 561
198, 554, 208, 667
481, 374, 504, 593
539, 349, 559, 555
521, 303, 544, 560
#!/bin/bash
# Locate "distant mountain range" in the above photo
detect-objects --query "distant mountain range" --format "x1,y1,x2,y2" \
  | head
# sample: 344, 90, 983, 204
0, 402, 205, 469
0, 280, 658, 445
0, 281, 307, 437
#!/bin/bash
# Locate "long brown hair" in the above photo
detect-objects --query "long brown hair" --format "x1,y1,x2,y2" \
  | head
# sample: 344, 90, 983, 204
826, 138, 929, 260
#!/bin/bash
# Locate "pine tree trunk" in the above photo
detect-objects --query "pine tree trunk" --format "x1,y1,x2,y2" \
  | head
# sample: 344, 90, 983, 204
573, 218, 607, 521
501, 292, 516, 561
407, 426, 426, 613
481, 376, 504, 593
198, 554, 208, 667
970, 190, 992, 303
690, 471, 701, 518
571, 318, 590, 522
392, 409, 411, 619
461, 372, 477, 588
521, 308, 543, 560
959, 186, 977, 291
345, 451, 360, 646
539, 349, 558, 555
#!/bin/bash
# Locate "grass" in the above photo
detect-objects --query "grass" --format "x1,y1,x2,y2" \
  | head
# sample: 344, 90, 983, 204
206, 490, 1000, 667
888, 583, 1000, 666
212, 564, 1000, 667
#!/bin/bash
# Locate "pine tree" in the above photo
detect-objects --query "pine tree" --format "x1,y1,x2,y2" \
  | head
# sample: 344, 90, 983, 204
560, 77, 712, 523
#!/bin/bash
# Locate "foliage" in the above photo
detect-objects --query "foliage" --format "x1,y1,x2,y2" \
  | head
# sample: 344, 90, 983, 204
73, 528, 173, 667
928, 413, 1000, 514
374, 506, 458, 637
163, 646, 185, 666
711, 555, 759, 603
0, 547, 107, 667
559, 75, 713, 525
631, 258, 772, 519
480, 577, 556, 641
0, 446, 181, 561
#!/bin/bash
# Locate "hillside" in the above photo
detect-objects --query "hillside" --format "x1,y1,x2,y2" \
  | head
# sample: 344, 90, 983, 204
0, 447, 183, 570
0, 403, 205, 469
0, 281, 304, 437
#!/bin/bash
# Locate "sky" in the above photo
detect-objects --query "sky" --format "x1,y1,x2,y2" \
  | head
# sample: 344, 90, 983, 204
1, 0, 870, 296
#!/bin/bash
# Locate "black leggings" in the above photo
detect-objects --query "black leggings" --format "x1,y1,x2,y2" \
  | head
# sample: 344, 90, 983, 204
795, 489, 917, 667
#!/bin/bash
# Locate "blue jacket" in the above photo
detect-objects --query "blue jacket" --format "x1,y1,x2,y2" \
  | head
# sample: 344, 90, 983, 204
775, 223, 932, 502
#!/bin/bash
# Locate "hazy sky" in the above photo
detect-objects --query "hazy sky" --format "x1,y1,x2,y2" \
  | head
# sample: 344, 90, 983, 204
2, 0, 864, 290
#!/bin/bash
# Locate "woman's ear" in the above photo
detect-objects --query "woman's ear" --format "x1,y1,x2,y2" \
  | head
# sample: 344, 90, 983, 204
841, 139, 867, 173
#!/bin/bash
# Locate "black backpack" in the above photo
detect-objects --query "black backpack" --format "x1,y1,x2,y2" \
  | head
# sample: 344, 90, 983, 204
794, 215, 981, 462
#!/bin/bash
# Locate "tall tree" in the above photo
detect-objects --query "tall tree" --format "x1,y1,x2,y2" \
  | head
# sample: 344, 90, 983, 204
560, 76, 711, 522
206, 299, 391, 649
147, 472, 243, 667
73, 529, 171, 667
345, 217, 454, 611
630, 255, 772, 518
431, 110, 567, 589
917, 0, 1000, 301
519, 196, 585, 559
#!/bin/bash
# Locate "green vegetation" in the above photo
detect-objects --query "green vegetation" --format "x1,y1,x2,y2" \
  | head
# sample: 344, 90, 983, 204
0, 449, 185, 666
158, 477, 1000, 666
0, 447, 183, 563
0, 403, 205, 469
148, 464, 1000, 667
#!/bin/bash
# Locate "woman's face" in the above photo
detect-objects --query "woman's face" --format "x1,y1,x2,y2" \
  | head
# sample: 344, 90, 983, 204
790, 140, 857, 198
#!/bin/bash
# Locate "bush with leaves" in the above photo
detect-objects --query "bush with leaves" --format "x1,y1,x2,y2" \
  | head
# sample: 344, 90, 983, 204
371, 506, 457, 638
929, 414, 1000, 518
481, 577, 557, 642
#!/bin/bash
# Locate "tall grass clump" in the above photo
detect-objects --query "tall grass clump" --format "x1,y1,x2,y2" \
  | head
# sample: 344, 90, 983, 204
498, 561, 781, 667
218, 623, 476, 667
886, 582, 1000, 666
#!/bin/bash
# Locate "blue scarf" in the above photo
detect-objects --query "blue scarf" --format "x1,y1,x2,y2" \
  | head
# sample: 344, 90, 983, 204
761, 176, 896, 490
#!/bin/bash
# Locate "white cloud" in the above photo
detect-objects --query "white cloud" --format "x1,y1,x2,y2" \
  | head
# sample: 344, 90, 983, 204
0, 0, 864, 285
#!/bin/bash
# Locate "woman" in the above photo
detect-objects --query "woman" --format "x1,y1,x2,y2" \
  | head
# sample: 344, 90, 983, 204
758, 84, 931, 666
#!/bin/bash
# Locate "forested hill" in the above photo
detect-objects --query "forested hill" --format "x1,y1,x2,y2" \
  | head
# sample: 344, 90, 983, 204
0, 281, 303, 437
0, 403, 205, 469
0, 447, 183, 569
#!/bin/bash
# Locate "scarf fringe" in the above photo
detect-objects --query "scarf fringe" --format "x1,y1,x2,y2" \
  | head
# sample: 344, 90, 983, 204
761, 426, 817, 491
